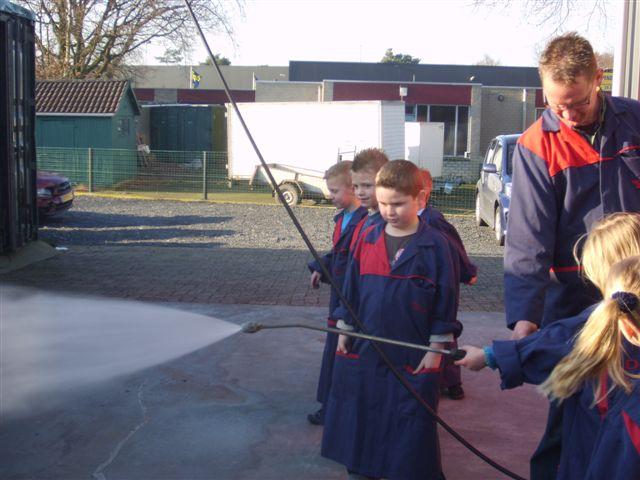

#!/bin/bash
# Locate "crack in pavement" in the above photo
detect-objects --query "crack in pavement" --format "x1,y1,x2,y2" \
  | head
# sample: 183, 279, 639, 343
92, 380, 149, 480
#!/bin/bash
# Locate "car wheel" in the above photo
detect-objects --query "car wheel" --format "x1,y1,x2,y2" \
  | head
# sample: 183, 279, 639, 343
275, 183, 301, 206
475, 194, 487, 227
494, 207, 505, 246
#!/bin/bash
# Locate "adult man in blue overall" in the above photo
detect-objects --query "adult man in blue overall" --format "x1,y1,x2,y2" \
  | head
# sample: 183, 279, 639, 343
504, 32, 640, 479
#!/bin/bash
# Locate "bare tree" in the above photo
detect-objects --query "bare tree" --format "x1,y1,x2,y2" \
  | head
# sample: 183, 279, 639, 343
17, 0, 243, 80
475, 54, 502, 66
595, 51, 614, 69
471, 0, 610, 35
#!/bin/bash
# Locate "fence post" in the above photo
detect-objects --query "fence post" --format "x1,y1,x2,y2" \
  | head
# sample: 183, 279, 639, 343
202, 151, 208, 200
88, 148, 94, 192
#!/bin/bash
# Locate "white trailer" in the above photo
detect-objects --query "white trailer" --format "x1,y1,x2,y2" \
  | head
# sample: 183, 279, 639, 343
227, 100, 405, 204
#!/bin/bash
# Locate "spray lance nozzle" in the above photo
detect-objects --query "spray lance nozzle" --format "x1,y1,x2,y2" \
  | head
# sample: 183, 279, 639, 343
240, 321, 466, 360
240, 321, 263, 334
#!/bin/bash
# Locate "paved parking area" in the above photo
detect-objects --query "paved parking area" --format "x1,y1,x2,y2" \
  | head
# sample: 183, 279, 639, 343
1, 195, 505, 312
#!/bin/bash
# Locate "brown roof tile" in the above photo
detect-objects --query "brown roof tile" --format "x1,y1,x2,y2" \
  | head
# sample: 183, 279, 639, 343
36, 80, 131, 114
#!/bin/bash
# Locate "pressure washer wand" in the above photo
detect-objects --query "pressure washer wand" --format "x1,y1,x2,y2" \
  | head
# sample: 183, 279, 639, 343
241, 322, 466, 360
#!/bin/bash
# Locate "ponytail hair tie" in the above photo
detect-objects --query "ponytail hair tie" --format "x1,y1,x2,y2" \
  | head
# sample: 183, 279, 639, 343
612, 291, 640, 314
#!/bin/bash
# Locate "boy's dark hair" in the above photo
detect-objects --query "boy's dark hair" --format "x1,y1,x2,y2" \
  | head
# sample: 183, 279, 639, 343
325, 161, 353, 184
539, 32, 598, 84
376, 160, 422, 197
352, 148, 389, 174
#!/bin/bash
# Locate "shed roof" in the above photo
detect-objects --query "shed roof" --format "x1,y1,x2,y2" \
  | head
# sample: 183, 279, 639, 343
36, 80, 141, 116
0, 0, 35, 20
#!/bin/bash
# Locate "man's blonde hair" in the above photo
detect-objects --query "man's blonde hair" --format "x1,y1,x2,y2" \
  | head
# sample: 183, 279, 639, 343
539, 32, 598, 84
325, 161, 353, 185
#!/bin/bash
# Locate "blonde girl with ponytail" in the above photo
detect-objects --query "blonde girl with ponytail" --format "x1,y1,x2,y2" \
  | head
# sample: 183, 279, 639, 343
455, 212, 640, 480
541, 256, 640, 401
541, 256, 640, 479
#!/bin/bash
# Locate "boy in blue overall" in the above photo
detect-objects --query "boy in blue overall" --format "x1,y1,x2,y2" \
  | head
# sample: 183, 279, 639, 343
322, 160, 458, 480
418, 168, 477, 400
348, 148, 389, 248
307, 161, 368, 425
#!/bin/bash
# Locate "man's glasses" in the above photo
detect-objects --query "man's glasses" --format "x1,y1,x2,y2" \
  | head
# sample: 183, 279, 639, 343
544, 85, 594, 114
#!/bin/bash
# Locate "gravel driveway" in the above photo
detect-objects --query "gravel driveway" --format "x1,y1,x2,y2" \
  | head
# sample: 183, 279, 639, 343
4, 195, 505, 311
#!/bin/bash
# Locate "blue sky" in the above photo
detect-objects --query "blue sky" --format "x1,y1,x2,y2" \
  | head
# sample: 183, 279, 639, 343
143, 0, 618, 67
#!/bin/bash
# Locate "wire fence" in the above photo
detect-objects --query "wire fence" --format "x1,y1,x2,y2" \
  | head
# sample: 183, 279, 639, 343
36, 147, 482, 214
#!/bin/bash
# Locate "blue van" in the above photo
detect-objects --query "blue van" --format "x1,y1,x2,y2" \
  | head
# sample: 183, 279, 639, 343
475, 134, 520, 245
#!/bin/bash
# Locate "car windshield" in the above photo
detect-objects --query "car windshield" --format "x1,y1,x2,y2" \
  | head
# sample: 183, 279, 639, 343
506, 142, 516, 176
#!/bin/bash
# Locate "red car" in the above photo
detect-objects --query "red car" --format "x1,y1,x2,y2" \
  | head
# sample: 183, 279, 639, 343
37, 170, 74, 217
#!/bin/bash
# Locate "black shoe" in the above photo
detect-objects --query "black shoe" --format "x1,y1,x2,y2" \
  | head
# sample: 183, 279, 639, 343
447, 385, 465, 400
307, 409, 324, 425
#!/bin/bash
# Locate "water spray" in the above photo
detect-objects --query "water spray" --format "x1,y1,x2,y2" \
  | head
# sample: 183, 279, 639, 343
241, 322, 467, 360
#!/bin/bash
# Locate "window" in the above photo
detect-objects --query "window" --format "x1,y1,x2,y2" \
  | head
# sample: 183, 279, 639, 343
406, 104, 470, 156
405, 104, 416, 122
492, 145, 503, 174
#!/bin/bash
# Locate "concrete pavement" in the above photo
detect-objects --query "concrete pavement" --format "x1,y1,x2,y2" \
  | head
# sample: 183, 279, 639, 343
0, 302, 544, 480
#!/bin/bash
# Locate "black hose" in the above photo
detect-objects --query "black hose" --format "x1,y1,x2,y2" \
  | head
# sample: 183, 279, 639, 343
182, 2, 526, 478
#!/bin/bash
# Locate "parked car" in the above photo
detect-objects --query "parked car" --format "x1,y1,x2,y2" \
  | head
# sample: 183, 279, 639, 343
475, 134, 521, 245
37, 170, 74, 218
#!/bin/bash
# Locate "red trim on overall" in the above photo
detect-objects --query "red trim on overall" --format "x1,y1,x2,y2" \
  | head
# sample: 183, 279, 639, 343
349, 217, 367, 251
327, 319, 337, 327
518, 118, 615, 177
332, 216, 343, 246
623, 410, 640, 454
357, 228, 436, 284
404, 356, 443, 375
626, 358, 640, 372
633, 179, 640, 190
550, 265, 582, 273
596, 373, 609, 418
336, 351, 359, 359
617, 145, 640, 155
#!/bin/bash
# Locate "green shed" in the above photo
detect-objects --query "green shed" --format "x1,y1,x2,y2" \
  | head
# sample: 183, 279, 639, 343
35, 80, 141, 187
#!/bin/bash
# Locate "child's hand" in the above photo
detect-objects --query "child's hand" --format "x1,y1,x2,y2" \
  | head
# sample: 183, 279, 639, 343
468, 275, 478, 286
413, 351, 442, 374
337, 334, 350, 354
511, 320, 538, 340
310, 271, 322, 289
454, 345, 486, 371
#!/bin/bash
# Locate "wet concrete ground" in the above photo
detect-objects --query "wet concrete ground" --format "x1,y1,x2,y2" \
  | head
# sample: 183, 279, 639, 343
1, 302, 545, 480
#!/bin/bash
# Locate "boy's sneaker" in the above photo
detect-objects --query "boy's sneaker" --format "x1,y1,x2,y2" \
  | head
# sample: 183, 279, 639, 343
307, 408, 324, 425
446, 385, 465, 400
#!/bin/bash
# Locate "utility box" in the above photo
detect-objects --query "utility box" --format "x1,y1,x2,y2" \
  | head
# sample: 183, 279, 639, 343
149, 105, 226, 153
405, 122, 445, 177
227, 100, 405, 180
0, 0, 37, 254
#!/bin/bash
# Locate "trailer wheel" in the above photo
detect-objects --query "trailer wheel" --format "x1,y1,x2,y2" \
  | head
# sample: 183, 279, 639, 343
275, 183, 301, 205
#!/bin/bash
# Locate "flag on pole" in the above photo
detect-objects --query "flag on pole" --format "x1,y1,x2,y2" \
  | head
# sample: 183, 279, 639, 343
191, 68, 201, 89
